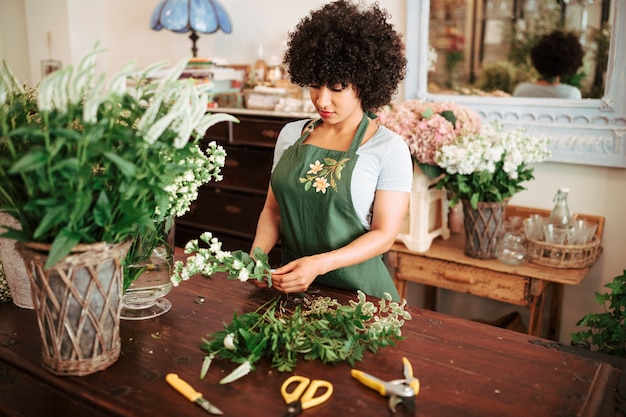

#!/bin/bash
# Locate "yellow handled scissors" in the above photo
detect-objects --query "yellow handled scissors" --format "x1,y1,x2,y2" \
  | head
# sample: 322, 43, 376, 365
280, 375, 333, 416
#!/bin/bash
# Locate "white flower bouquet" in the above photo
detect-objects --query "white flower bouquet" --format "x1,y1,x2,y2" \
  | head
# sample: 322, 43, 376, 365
435, 121, 552, 208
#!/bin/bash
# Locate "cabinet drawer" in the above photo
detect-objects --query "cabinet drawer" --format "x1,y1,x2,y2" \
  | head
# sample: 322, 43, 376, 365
216, 145, 273, 193
395, 253, 530, 306
231, 116, 297, 147
204, 117, 231, 142
179, 188, 264, 238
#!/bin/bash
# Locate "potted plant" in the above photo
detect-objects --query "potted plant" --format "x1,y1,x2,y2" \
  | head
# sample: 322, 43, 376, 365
0, 44, 236, 375
434, 121, 551, 258
571, 270, 626, 357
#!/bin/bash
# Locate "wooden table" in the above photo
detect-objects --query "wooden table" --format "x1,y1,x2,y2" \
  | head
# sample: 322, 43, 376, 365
387, 207, 604, 340
0, 257, 623, 417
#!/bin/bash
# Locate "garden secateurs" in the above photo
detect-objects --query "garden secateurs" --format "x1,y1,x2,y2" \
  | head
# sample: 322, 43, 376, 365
351, 357, 420, 413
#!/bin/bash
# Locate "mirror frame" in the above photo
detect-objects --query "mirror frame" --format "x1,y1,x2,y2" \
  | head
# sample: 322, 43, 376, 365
405, 0, 626, 168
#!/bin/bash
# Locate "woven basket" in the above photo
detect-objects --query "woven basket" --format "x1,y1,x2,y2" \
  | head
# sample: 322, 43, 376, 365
526, 236, 602, 268
17, 240, 131, 376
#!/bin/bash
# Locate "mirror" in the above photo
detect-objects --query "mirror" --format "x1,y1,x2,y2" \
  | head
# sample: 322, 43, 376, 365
404, 0, 626, 168
427, 0, 610, 98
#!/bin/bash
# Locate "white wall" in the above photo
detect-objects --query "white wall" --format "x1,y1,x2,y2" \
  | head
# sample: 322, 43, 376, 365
1, 0, 406, 87
1, 0, 624, 344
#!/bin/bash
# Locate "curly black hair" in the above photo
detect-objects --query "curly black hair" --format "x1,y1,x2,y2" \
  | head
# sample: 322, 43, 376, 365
531, 30, 584, 80
283, 0, 406, 111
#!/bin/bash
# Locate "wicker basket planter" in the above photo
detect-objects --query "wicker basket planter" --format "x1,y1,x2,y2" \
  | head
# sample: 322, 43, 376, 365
17, 240, 131, 376
462, 199, 507, 259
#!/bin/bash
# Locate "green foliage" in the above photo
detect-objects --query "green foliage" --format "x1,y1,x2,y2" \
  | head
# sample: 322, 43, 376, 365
571, 270, 626, 357
200, 291, 411, 382
476, 61, 518, 94
0, 45, 236, 269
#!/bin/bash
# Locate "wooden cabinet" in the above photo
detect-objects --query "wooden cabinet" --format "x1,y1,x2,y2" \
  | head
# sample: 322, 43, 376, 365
175, 110, 314, 266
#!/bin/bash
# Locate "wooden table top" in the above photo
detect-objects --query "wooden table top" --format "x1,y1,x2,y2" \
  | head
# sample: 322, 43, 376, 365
0, 259, 622, 417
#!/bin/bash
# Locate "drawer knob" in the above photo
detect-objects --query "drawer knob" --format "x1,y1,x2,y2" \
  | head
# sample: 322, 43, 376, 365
225, 159, 240, 168
261, 128, 279, 139
438, 270, 476, 285
224, 205, 242, 214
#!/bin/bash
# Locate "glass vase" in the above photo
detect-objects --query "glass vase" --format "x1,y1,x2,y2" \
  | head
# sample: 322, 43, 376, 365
120, 218, 175, 320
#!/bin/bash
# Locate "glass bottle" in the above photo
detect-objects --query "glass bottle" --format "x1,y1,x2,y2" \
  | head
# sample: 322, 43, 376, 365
253, 44, 267, 85
548, 187, 572, 229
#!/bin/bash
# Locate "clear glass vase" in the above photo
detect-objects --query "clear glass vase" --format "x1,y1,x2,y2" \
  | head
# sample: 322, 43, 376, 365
120, 218, 175, 320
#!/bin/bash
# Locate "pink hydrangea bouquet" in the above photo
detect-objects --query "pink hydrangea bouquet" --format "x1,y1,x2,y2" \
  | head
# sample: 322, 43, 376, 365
376, 100, 481, 178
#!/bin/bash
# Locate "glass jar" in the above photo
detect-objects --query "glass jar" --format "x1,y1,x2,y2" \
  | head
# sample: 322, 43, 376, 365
496, 216, 528, 266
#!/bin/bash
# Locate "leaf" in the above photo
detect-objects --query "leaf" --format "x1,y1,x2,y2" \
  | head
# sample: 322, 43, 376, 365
200, 354, 214, 379
219, 360, 252, 384
439, 110, 457, 127
45, 228, 81, 269
104, 151, 136, 177
8, 150, 48, 174
93, 191, 112, 227
33, 205, 66, 239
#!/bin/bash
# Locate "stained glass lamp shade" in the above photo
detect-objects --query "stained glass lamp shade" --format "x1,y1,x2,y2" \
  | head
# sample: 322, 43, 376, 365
150, 0, 232, 57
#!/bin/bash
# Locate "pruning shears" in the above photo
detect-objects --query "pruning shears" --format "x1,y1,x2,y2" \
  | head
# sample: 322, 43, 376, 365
351, 357, 420, 413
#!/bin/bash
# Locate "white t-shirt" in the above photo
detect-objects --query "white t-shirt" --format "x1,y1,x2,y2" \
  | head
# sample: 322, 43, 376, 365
512, 82, 582, 99
272, 119, 413, 229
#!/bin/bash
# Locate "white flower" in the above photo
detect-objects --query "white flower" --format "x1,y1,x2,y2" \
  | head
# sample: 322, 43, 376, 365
237, 268, 249, 282
223, 333, 236, 350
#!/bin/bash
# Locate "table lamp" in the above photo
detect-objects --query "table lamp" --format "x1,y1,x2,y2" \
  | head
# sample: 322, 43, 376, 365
150, 0, 232, 57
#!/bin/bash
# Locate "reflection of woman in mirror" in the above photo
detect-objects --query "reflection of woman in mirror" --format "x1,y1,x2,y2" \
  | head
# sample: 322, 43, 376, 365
512, 30, 584, 99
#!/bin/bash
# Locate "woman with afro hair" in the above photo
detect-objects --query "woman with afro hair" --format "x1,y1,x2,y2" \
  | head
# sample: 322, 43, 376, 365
250, 0, 411, 301
513, 30, 584, 99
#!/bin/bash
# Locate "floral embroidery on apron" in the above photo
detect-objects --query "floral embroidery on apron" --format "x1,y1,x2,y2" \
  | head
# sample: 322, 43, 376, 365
299, 157, 351, 193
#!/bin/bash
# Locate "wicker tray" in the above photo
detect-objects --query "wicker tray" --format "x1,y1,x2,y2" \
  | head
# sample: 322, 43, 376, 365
525, 236, 603, 268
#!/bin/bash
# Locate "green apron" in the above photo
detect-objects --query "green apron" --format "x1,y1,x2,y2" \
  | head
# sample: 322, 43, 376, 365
271, 114, 400, 301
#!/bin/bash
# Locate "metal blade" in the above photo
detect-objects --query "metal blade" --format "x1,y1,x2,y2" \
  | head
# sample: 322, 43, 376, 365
388, 395, 416, 414
196, 397, 224, 415
400, 396, 416, 413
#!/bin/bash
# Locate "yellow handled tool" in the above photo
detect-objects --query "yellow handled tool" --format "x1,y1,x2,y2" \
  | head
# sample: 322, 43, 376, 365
280, 375, 333, 416
351, 357, 420, 413
166, 373, 223, 415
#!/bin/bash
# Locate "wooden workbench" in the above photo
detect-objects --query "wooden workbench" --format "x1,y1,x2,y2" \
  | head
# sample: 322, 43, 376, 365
0, 251, 622, 417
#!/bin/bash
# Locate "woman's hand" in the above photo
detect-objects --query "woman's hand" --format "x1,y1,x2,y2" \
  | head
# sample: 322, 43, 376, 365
269, 257, 322, 294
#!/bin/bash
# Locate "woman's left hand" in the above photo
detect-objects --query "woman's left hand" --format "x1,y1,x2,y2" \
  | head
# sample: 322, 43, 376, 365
269, 257, 321, 294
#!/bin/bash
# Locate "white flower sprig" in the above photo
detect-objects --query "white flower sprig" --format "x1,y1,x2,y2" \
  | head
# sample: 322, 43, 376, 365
157, 141, 227, 219
171, 232, 272, 287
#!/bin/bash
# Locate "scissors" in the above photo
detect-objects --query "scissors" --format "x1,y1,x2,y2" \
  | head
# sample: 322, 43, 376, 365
280, 375, 333, 416
351, 357, 420, 413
